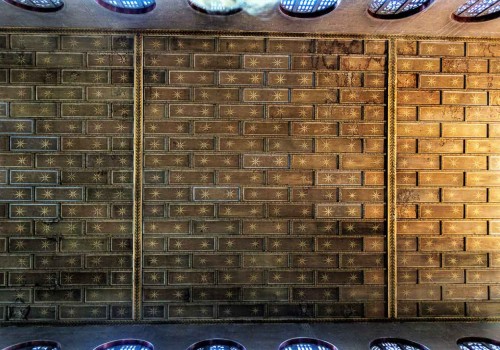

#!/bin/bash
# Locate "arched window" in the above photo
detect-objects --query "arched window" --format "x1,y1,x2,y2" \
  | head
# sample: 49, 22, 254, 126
92, 339, 154, 350
1, 340, 62, 350
370, 338, 430, 350
96, 0, 156, 14
280, 0, 341, 18
453, 0, 500, 22
188, 0, 242, 15
3, 0, 63, 12
278, 337, 339, 350
185, 338, 246, 350
368, 0, 435, 19
458, 337, 500, 350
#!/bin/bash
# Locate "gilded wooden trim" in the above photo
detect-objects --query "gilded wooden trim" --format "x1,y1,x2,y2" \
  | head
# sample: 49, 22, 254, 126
133, 33, 144, 321
0, 27, 500, 42
387, 38, 398, 320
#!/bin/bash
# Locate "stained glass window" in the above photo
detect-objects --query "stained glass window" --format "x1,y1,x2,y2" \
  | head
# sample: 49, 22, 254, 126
92, 339, 154, 350
368, 0, 434, 19
188, 0, 242, 15
278, 338, 338, 350
282, 345, 333, 350
458, 337, 500, 350
453, 0, 500, 21
186, 339, 246, 350
1, 340, 61, 350
96, 0, 156, 14
3, 0, 63, 12
280, 0, 341, 17
370, 338, 430, 350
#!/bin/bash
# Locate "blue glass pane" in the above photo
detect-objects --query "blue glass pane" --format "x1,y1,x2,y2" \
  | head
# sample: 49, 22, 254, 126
454, 0, 500, 16
8, 0, 62, 8
371, 342, 424, 350
487, 3, 500, 12
11, 347, 59, 350
399, 0, 428, 12
317, 0, 337, 10
283, 345, 332, 350
100, 0, 154, 9
280, 0, 340, 13
459, 342, 500, 350
369, 0, 386, 11
106, 347, 151, 350
369, 0, 431, 15
379, 0, 405, 14
194, 346, 241, 350
455, 0, 480, 14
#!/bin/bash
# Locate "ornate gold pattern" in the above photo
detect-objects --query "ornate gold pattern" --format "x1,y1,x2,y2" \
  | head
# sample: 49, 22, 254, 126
387, 38, 398, 319
133, 33, 144, 321
0, 28, 498, 323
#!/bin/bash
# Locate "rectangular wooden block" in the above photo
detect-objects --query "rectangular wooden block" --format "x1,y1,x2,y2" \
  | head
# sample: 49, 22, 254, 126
442, 58, 488, 73
443, 285, 487, 300
420, 41, 465, 56
419, 106, 464, 121
169, 70, 215, 85
418, 139, 463, 153
418, 172, 464, 186
467, 42, 500, 57
442, 188, 486, 202
340, 56, 385, 71
219, 38, 265, 53
442, 220, 487, 235
317, 72, 362, 87
398, 58, 440, 71
398, 90, 440, 105
243, 55, 289, 69
442, 91, 487, 105
466, 205, 500, 218
467, 74, 500, 89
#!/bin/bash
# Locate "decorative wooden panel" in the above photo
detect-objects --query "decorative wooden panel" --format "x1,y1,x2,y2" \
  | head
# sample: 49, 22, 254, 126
0, 33, 135, 321
396, 40, 500, 318
141, 36, 388, 320
0, 31, 498, 323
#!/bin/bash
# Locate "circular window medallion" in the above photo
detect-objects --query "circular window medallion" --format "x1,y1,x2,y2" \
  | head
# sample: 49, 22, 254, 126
453, 0, 500, 22
1, 340, 62, 350
92, 339, 154, 350
370, 337, 431, 350
458, 337, 500, 350
185, 338, 246, 350
280, 0, 341, 18
3, 0, 63, 12
279, 337, 339, 350
368, 0, 435, 19
96, 0, 156, 14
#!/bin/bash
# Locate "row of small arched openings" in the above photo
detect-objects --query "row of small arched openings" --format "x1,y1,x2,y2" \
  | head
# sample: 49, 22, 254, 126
2, 0, 500, 22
